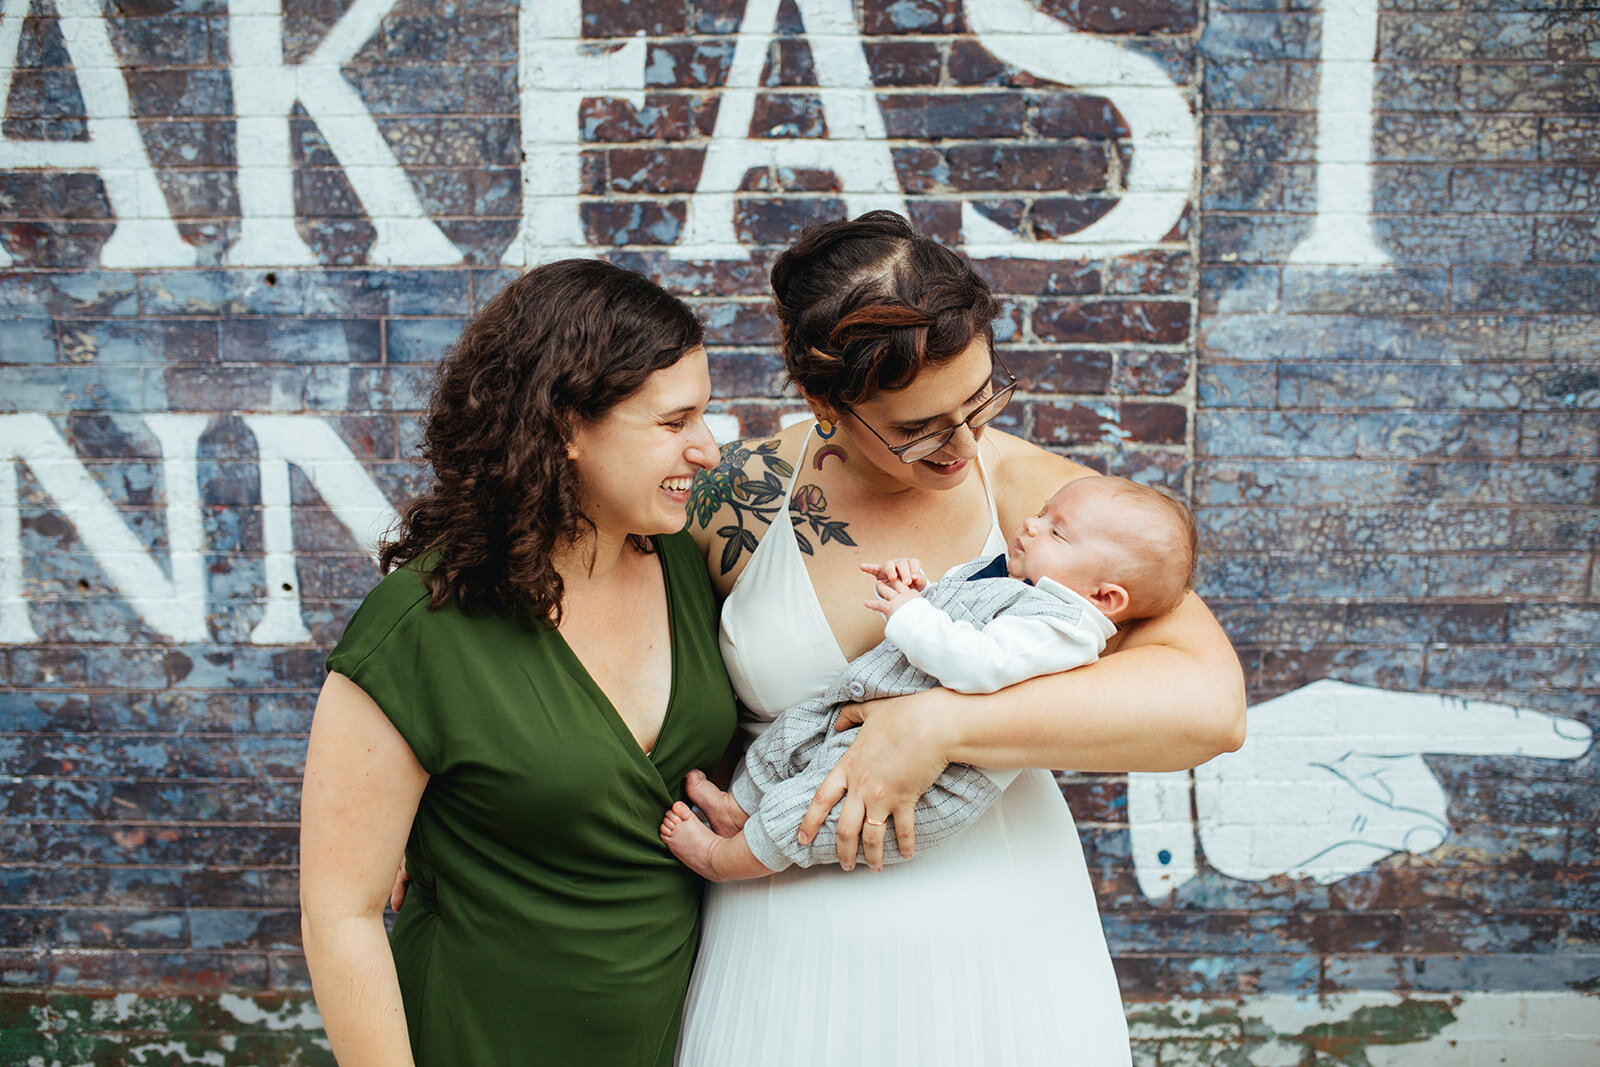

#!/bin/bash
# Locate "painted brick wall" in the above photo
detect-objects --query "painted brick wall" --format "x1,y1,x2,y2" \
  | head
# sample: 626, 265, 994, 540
1174, 0, 1600, 1008
0, 0, 1595, 1061
1136, 0, 1599, 1011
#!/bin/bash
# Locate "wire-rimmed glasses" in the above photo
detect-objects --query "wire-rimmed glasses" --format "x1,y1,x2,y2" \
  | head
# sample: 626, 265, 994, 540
841, 353, 1017, 463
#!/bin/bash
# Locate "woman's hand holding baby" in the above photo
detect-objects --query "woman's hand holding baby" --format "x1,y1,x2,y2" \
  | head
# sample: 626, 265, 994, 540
860, 558, 929, 618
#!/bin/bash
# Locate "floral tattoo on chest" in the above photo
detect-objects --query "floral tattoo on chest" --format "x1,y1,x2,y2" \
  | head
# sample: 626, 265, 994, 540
689, 440, 856, 575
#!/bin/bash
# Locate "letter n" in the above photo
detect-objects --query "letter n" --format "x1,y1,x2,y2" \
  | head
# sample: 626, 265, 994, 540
242, 416, 399, 644
0, 414, 208, 645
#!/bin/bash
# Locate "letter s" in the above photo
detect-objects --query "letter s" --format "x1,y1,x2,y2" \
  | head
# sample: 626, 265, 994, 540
963, 0, 1195, 259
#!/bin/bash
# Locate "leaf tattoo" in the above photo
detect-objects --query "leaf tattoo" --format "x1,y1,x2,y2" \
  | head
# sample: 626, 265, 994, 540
689, 440, 796, 575
687, 440, 856, 571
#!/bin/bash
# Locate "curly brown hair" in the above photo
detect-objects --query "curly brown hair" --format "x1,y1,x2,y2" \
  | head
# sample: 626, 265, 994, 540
770, 211, 998, 407
380, 259, 704, 626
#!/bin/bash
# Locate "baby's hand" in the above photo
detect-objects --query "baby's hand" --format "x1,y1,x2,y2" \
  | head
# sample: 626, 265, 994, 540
859, 558, 928, 591
864, 578, 923, 619
862, 559, 927, 619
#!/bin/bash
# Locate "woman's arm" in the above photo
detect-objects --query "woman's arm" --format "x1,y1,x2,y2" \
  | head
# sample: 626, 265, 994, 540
300, 672, 429, 1067
799, 433, 1246, 867
846, 589, 1242, 765
800, 591, 1245, 866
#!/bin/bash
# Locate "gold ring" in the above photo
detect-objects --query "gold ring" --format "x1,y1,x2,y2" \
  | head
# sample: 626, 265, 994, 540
864, 817, 887, 827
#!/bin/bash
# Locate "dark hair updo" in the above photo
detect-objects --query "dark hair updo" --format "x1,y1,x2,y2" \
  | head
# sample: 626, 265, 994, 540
381, 258, 704, 626
770, 211, 998, 407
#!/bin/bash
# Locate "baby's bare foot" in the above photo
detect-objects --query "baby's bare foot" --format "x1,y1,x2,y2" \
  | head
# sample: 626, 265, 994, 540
685, 769, 748, 837
661, 801, 728, 882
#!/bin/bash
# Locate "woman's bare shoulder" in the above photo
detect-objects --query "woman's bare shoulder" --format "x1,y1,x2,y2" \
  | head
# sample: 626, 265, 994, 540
687, 421, 811, 592
981, 430, 1101, 527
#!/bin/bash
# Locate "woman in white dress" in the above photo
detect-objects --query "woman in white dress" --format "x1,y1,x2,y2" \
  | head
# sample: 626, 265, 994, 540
677, 212, 1246, 1066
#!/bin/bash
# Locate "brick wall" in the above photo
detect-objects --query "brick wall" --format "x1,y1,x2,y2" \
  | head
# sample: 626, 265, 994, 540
1, 0, 1595, 1060
1171, 0, 1599, 1010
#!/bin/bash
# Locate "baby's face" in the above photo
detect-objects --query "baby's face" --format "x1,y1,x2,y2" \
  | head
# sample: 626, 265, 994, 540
1006, 479, 1122, 594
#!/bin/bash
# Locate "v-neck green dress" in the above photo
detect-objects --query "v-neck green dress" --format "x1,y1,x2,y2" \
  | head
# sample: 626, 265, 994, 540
324, 532, 736, 1066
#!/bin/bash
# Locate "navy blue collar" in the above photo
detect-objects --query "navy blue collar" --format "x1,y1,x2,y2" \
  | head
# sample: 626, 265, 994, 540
966, 553, 1029, 585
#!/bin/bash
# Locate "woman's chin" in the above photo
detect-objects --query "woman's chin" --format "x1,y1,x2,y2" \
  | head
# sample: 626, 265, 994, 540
649, 488, 695, 533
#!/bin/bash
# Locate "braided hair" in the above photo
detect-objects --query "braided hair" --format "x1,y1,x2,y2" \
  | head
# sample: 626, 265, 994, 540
770, 211, 998, 406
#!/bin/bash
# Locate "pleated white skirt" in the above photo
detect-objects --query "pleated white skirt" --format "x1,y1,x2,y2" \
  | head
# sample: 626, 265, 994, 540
676, 769, 1132, 1066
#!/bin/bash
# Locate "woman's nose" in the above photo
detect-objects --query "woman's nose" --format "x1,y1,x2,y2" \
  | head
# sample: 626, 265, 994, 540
686, 416, 719, 470
945, 423, 981, 461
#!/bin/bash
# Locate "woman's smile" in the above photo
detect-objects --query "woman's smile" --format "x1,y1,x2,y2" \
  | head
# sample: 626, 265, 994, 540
918, 455, 968, 476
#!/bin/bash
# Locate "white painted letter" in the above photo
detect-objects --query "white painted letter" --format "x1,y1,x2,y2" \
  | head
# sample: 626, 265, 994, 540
242, 416, 399, 644
1290, 0, 1388, 265
502, 0, 646, 267
963, 0, 1195, 259
0, 414, 208, 644
226, 0, 461, 267
672, 0, 906, 260
0, 0, 195, 268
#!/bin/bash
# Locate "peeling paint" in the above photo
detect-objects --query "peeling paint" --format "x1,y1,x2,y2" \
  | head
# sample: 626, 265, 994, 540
0, 995, 337, 1067
1294, 1000, 1459, 1064
215, 993, 324, 1032
4, 991, 1598, 1062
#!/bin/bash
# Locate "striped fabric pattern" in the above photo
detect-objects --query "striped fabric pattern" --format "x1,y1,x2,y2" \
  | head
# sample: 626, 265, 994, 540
731, 557, 1089, 871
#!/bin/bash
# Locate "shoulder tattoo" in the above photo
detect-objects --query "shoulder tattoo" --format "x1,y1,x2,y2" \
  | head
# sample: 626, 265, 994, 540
689, 439, 794, 576
788, 483, 855, 556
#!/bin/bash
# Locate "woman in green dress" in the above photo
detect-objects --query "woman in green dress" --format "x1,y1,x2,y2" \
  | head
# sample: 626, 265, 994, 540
298, 260, 737, 1065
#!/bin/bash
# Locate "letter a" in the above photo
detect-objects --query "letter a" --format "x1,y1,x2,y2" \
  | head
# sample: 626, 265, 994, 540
0, 0, 195, 268
226, 0, 461, 266
672, 0, 906, 260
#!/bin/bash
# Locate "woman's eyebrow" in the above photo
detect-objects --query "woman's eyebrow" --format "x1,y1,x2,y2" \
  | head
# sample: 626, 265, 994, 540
891, 379, 994, 430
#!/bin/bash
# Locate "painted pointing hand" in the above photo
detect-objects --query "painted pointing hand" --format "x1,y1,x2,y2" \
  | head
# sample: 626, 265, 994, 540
1129, 680, 1593, 897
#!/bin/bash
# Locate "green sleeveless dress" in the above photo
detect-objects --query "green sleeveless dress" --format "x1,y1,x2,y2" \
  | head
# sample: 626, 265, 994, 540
324, 532, 736, 1065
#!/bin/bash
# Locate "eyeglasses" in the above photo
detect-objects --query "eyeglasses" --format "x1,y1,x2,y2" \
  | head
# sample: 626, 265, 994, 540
841, 353, 1017, 464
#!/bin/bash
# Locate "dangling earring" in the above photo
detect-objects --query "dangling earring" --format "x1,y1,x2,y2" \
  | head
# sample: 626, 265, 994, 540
816, 418, 837, 439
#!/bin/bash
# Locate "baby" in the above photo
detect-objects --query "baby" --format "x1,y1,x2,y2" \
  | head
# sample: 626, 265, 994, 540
660, 475, 1196, 881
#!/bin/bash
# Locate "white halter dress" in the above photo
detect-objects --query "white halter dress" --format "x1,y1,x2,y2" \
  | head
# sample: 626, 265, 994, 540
677, 430, 1131, 1066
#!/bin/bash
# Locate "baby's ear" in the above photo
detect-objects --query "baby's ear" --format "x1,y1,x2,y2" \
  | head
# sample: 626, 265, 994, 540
1088, 582, 1130, 621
